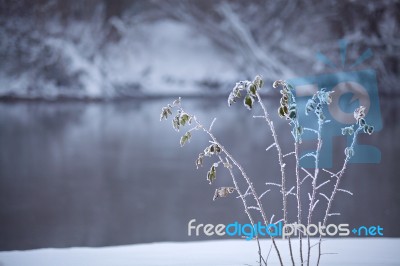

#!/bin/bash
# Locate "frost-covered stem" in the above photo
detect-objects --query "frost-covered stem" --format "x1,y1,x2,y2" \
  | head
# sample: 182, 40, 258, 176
190, 115, 283, 265
217, 154, 266, 266
316, 126, 362, 265
307, 119, 323, 266
256, 92, 294, 265
295, 141, 304, 265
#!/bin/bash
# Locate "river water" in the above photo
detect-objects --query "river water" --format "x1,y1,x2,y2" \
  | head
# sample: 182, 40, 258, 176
0, 98, 399, 250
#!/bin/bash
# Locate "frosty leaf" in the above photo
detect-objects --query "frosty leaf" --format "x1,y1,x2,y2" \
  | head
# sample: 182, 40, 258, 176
363, 125, 374, 135
305, 98, 316, 115
180, 113, 191, 126
253, 75, 263, 89
195, 152, 204, 169
210, 144, 221, 154
273, 80, 285, 89
223, 158, 232, 169
345, 147, 354, 158
204, 143, 221, 156
278, 105, 288, 118
358, 118, 366, 127
172, 97, 181, 107
341, 125, 354, 135
228, 86, 243, 107
244, 95, 254, 110
172, 114, 180, 131
207, 165, 217, 184
248, 83, 257, 96
160, 107, 171, 121
228, 92, 236, 106
354, 106, 366, 121
280, 96, 288, 106
213, 187, 235, 201
317, 89, 333, 105
180, 131, 191, 147
288, 106, 297, 119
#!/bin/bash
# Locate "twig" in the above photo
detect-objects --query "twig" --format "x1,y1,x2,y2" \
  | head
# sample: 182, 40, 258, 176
307, 118, 323, 266
216, 154, 267, 266
316, 180, 330, 190
303, 127, 319, 134
209, 117, 217, 131
319, 193, 330, 202
295, 141, 304, 265
259, 189, 271, 200
265, 182, 282, 187
317, 126, 362, 265
265, 143, 276, 152
283, 151, 295, 157
191, 115, 282, 265
337, 188, 353, 196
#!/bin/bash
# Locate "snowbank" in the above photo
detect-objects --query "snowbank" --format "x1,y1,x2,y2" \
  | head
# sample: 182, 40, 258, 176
0, 238, 399, 266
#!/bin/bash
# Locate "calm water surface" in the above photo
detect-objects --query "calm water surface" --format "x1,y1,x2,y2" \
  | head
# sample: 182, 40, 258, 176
0, 98, 399, 250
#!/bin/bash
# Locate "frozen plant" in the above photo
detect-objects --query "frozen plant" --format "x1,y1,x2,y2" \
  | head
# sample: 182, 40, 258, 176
160, 76, 374, 266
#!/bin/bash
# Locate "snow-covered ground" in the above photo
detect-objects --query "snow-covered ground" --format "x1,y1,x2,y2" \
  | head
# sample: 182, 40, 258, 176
0, 238, 399, 266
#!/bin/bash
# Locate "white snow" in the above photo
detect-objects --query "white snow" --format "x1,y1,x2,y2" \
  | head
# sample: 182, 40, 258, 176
0, 238, 399, 266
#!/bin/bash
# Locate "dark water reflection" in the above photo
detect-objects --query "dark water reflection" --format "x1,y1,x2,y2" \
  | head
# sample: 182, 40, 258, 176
0, 98, 399, 250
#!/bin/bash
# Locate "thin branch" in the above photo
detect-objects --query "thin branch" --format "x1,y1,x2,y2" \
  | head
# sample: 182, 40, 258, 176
209, 117, 217, 131
265, 143, 276, 152
312, 199, 320, 211
216, 154, 266, 266
307, 117, 324, 266
237, 186, 252, 199
266, 182, 282, 187
295, 141, 304, 265
259, 189, 271, 200
300, 152, 316, 160
319, 192, 330, 202
317, 126, 363, 265
337, 188, 353, 196
301, 174, 312, 185
322, 168, 338, 178
283, 151, 295, 157
269, 214, 275, 224
303, 127, 319, 134
316, 180, 330, 190
301, 167, 314, 180
311, 239, 327, 248
180, 110, 280, 265
285, 186, 295, 196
